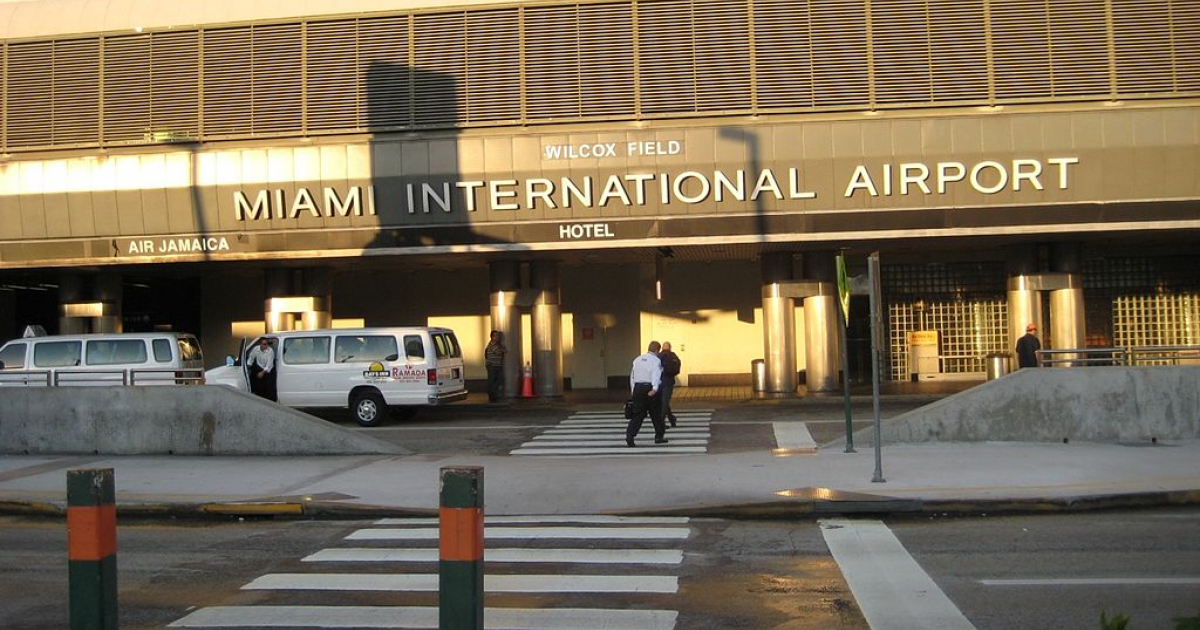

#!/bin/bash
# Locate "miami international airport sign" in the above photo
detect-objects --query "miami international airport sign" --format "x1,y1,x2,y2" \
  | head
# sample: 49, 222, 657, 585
231, 156, 1079, 221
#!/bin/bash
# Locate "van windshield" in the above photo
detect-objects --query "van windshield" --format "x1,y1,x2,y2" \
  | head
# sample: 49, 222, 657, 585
177, 336, 203, 362
0, 343, 26, 369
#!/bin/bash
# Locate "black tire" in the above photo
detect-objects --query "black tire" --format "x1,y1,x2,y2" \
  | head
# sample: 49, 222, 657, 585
351, 390, 388, 427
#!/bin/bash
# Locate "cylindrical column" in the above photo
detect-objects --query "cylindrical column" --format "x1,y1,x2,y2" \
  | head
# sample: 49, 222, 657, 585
58, 273, 87, 334
489, 262, 522, 399
301, 268, 334, 330
264, 269, 297, 332
1049, 244, 1086, 364
802, 252, 840, 394
1006, 246, 1042, 356
761, 252, 796, 394
531, 261, 563, 398
67, 468, 118, 630
803, 295, 839, 393
93, 273, 123, 334
439, 466, 484, 630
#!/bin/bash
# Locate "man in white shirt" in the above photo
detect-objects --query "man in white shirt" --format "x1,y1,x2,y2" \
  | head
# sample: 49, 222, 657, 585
247, 338, 276, 401
626, 340, 666, 447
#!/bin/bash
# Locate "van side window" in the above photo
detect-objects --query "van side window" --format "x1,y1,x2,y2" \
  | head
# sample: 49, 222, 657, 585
403, 335, 425, 361
446, 332, 462, 358
283, 337, 330, 365
34, 341, 82, 367
432, 334, 449, 359
0, 343, 26, 369
177, 336, 203, 362
152, 339, 173, 362
87, 340, 148, 365
336, 335, 398, 363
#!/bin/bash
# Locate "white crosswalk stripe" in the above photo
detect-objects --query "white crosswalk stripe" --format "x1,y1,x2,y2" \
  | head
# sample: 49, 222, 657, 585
169, 515, 689, 629
511, 410, 714, 457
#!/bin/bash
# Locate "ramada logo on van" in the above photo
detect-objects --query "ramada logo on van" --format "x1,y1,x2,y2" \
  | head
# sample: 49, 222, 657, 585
364, 362, 390, 379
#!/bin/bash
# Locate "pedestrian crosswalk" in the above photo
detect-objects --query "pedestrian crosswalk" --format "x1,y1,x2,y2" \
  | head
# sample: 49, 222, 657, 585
510, 410, 713, 457
169, 515, 689, 629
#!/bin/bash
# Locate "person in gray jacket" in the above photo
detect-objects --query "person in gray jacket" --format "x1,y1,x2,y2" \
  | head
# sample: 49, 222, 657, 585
658, 341, 681, 428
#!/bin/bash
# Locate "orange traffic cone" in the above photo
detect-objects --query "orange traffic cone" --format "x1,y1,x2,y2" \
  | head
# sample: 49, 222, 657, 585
520, 361, 536, 398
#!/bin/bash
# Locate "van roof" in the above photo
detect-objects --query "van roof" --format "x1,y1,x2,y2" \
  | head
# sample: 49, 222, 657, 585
5, 332, 198, 342
262, 327, 454, 338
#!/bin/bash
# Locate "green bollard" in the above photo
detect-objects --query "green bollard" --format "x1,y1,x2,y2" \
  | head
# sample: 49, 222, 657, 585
439, 466, 484, 630
67, 468, 118, 630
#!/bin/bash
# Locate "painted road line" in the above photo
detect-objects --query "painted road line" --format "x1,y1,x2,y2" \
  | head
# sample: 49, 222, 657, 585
523, 439, 709, 447
348, 526, 692, 541
982, 577, 1200, 586
572, 410, 713, 416
374, 515, 690, 525
772, 422, 817, 452
535, 429, 710, 436
304, 547, 685, 564
511, 447, 707, 456
532, 433, 710, 440
821, 519, 977, 630
170, 606, 677, 629
244, 573, 679, 593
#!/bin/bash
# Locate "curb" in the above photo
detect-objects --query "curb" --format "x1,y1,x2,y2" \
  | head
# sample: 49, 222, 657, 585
6, 490, 1197, 520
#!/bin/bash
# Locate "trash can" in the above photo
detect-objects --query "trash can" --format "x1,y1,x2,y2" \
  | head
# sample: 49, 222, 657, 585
751, 359, 767, 392
985, 352, 1011, 380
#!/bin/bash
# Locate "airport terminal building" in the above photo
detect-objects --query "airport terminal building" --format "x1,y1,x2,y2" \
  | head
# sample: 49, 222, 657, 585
0, 0, 1197, 394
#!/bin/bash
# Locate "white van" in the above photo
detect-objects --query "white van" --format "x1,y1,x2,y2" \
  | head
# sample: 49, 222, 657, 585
205, 327, 468, 426
0, 331, 205, 386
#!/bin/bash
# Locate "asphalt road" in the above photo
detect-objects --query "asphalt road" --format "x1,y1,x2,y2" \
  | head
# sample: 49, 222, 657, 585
2, 508, 1196, 630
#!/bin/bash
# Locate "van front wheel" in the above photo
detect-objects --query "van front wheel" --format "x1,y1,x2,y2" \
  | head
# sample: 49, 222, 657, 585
351, 390, 388, 427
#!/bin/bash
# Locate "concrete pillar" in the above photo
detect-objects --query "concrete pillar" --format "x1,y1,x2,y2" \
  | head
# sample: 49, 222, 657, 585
58, 273, 87, 334
1049, 243, 1086, 353
93, 273, 123, 334
531, 261, 563, 398
59, 273, 122, 333
1006, 246, 1042, 354
264, 268, 332, 332
489, 262, 522, 399
802, 252, 840, 394
761, 252, 797, 394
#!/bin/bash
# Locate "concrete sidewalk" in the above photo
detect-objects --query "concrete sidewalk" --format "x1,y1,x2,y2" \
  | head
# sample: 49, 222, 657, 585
2, 438, 1197, 519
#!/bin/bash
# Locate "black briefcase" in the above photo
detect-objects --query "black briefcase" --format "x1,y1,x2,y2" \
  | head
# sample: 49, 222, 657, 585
623, 399, 636, 420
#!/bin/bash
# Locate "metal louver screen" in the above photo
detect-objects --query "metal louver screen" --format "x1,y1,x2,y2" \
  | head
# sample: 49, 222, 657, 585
1047, 0, 1110, 97
151, 32, 199, 140
306, 20, 359, 132
252, 23, 302, 135
413, 12, 465, 126
525, 4, 581, 119
694, 0, 751, 112
202, 27, 253, 136
638, 0, 697, 114
103, 34, 151, 142
991, 0, 1053, 100
52, 39, 100, 145
810, 0, 869, 107
7, 41, 53, 147
359, 15, 411, 130
2, 0, 1199, 151
579, 3, 634, 116
1175, 0, 1200, 92
872, 0, 934, 104
754, 0, 815, 109
466, 9, 521, 122
929, 0, 988, 102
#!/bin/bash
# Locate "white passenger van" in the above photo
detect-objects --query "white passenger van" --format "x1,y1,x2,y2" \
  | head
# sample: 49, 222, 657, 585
0, 331, 205, 386
205, 327, 468, 426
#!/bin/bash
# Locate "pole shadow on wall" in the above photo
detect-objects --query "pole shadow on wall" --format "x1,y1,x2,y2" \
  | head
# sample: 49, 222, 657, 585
364, 62, 515, 254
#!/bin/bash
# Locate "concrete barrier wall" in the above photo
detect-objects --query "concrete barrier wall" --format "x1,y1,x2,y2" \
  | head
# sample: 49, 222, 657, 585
856, 367, 1200, 444
0, 386, 407, 456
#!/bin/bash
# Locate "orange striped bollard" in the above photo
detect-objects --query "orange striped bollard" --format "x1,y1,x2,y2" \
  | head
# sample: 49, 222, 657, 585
439, 466, 484, 630
67, 468, 118, 630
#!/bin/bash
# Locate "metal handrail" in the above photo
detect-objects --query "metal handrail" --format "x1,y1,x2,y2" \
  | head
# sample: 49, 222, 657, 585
1037, 345, 1200, 367
0, 368, 205, 386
